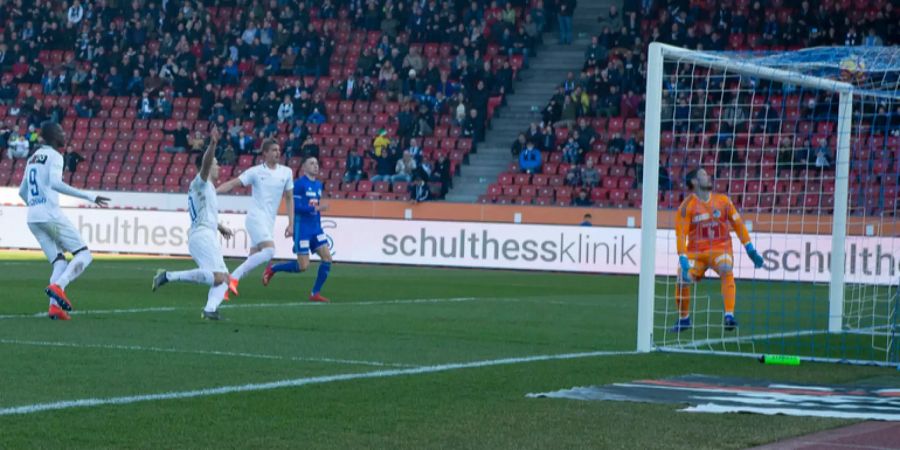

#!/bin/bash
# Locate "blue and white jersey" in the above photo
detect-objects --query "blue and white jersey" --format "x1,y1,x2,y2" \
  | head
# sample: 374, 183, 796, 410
188, 175, 219, 233
293, 175, 323, 233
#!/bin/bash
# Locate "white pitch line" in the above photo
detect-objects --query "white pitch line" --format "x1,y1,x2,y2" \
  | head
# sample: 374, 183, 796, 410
0, 349, 639, 416
0, 297, 478, 320
666, 329, 827, 349
0, 339, 413, 368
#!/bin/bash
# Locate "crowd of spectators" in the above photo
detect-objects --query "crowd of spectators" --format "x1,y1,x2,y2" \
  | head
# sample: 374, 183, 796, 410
506, 0, 899, 207
0, 0, 569, 200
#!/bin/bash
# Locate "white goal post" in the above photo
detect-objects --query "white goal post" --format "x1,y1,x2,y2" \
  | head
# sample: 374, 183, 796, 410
636, 42, 900, 365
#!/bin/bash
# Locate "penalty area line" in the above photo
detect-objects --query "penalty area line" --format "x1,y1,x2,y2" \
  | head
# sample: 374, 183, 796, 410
0, 339, 414, 368
0, 349, 639, 416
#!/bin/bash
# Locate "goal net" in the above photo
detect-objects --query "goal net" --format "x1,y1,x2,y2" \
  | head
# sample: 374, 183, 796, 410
637, 44, 900, 366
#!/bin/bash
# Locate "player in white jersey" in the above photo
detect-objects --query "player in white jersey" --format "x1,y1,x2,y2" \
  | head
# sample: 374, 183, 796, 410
151, 127, 235, 320
215, 139, 294, 298
18, 121, 110, 320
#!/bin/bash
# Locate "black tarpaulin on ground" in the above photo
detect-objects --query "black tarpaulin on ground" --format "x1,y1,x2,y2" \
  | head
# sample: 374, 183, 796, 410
527, 374, 900, 421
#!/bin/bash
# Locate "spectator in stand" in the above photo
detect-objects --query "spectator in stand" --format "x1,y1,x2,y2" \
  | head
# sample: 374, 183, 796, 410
75, 90, 100, 118
155, 92, 173, 119
565, 164, 582, 186
623, 134, 641, 154
344, 149, 365, 183
301, 136, 320, 159
582, 157, 601, 188
608, 132, 625, 153
540, 123, 557, 152
277, 95, 294, 123
373, 129, 390, 157
576, 119, 597, 149
281, 130, 301, 159
138, 92, 154, 119
409, 177, 431, 203
0, 79, 18, 105
557, 0, 576, 45
511, 133, 528, 157
562, 135, 581, 164
64, 145, 85, 173
463, 108, 486, 142
234, 130, 255, 155
519, 141, 542, 174
658, 166, 672, 192
573, 189, 593, 207
126, 69, 144, 97
407, 138, 423, 164
393, 151, 417, 183
6, 132, 29, 159
189, 131, 206, 154
163, 122, 191, 153
368, 147, 397, 183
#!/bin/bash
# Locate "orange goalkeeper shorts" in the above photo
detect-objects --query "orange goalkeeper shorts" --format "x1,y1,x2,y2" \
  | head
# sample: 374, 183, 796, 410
684, 249, 734, 281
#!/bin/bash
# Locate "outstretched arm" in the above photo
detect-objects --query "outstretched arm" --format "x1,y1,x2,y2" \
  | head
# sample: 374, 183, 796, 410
216, 177, 243, 194
199, 127, 220, 182
49, 153, 109, 206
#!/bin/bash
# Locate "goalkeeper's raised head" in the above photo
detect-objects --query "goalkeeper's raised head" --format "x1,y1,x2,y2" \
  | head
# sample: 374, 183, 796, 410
671, 168, 765, 333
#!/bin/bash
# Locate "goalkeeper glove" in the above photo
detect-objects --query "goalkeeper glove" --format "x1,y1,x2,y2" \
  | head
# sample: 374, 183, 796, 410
745, 243, 764, 268
678, 255, 692, 283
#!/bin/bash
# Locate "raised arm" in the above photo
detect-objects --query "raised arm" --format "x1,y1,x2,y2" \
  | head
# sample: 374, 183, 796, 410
199, 127, 220, 182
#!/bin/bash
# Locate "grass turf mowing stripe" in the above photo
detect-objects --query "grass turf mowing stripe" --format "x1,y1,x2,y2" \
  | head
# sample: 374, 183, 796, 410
0, 297, 478, 320
0, 350, 639, 416
0, 339, 414, 368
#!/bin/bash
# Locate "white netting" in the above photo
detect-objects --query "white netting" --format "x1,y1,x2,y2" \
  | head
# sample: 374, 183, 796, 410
647, 45, 900, 365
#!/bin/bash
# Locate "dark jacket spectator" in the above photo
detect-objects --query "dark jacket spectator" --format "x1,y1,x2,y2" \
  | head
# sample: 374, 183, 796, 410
344, 149, 364, 182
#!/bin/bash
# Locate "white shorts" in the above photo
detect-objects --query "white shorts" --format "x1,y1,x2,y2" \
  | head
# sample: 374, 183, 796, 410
28, 218, 87, 261
245, 213, 275, 248
189, 229, 228, 273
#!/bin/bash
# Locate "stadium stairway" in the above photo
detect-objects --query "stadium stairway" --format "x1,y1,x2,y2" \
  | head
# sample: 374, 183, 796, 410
446, 0, 618, 203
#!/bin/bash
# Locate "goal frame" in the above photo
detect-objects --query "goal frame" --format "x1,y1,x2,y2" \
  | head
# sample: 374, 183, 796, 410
636, 42, 857, 354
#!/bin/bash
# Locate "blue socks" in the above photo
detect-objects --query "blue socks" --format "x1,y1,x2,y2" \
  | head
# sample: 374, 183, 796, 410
312, 262, 331, 294
271, 261, 300, 273
271, 260, 331, 295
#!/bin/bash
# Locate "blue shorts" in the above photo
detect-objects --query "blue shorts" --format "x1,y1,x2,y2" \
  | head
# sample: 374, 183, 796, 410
293, 224, 328, 256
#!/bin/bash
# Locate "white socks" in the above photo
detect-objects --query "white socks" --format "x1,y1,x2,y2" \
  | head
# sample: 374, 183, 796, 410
204, 283, 229, 312
56, 251, 93, 290
166, 269, 215, 285
49, 258, 68, 305
232, 247, 274, 280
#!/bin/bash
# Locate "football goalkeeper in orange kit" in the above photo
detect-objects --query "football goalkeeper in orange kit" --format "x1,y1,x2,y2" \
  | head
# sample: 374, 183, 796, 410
672, 168, 765, 332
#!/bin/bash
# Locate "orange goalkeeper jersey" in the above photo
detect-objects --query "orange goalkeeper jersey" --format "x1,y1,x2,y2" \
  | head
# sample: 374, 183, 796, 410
675, 193, 751, 254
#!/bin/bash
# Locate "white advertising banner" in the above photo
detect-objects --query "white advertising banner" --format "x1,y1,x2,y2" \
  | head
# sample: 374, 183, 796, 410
1, 206, 898, 285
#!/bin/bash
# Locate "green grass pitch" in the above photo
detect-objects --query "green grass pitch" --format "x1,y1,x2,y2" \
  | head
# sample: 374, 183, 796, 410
0, 251, 896, 449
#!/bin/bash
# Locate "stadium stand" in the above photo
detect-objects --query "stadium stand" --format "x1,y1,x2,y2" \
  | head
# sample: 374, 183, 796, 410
479, 0, 900, 213
0, 0, 551, 201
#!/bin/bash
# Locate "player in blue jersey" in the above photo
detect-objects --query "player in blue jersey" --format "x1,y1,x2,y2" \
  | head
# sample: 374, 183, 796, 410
262, 157, 333, 302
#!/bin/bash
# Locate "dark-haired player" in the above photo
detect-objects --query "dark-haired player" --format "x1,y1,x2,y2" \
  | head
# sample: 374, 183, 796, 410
19, 121, 111, 320
672, 168, 765, 332
152, 128, 235, 320
262, 157, 333, 302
